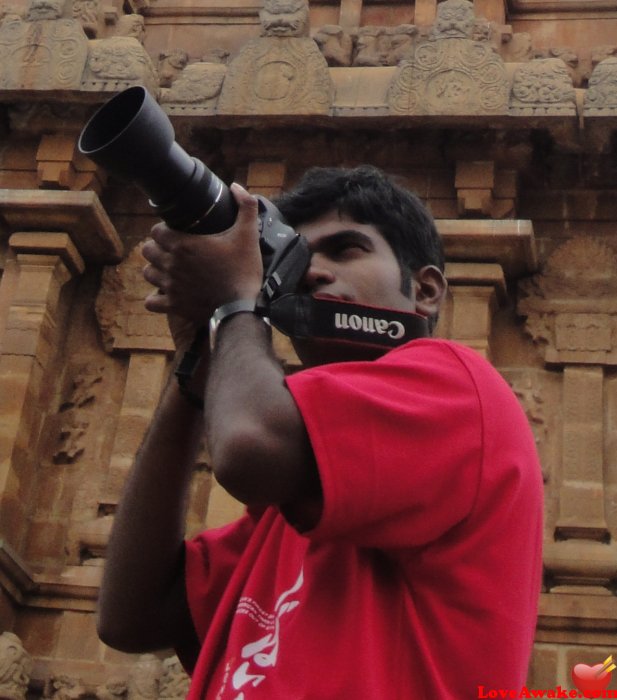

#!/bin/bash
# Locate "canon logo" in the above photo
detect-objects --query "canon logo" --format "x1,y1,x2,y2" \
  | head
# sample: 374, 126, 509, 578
334, 312, 405, 340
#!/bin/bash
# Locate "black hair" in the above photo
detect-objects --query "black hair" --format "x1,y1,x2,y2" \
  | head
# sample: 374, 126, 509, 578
274, 165, 445, 298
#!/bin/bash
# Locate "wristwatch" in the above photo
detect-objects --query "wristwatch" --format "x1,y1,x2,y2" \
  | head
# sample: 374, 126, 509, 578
209, 299, 258, 351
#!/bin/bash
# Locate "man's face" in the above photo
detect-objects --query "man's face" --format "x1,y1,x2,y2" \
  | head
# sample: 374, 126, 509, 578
291, 210, 415, 365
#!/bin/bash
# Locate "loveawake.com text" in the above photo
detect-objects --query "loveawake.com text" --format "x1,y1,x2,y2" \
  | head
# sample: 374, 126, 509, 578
478, 686, 617, 698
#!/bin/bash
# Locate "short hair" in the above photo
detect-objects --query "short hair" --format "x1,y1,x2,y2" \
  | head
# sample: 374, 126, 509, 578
274, 165, 445, 297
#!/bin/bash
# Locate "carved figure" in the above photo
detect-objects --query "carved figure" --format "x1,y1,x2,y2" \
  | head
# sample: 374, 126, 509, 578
518, 237, 617, 365
82, 36, 158, 92
388, 0, 508, 115
585, 57, 617, 114
159, 657, 189, 700
0, 12, 89, 89
95, 678, 127, 700
71, 0, 100, 36
259, 0, 308, 37
127, 655, 161, 700
510, 58, 576, 115
218, 30, 333, 115
158, 47, 188, 87
313, 24, 353, 67
161, 62, 226, 107
26, 0, 65, 20
46, 675, 86, 700
432, 0, 476, 39
95, 243, 173, 353
116, 13, 145, 43
353, 25, 417, 67
0, 632, 31, 700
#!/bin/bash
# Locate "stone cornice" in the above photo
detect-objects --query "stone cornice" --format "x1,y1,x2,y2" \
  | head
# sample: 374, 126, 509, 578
508, 0, 617, 12
0, 540, 100, 612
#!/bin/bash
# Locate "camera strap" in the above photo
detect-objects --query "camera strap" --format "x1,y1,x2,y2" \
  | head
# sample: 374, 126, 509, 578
265, 294, 429, 350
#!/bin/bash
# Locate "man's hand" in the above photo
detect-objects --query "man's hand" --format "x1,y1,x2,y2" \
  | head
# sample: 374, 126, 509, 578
141, 183, 263, 325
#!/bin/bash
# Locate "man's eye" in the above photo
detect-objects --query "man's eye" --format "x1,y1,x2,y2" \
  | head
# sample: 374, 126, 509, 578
333, 242, 367, 257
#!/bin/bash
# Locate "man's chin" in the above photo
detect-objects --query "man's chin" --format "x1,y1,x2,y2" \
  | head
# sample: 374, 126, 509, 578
291, 337, 386, 367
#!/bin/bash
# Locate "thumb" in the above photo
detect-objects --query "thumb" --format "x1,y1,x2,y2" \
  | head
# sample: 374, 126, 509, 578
230, 183, 259, 230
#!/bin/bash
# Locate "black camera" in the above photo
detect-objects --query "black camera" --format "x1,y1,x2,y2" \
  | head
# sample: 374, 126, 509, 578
78, 85, 309, 302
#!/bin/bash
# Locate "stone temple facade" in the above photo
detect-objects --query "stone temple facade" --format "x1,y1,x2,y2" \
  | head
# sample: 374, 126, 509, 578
0, 0, 617, 695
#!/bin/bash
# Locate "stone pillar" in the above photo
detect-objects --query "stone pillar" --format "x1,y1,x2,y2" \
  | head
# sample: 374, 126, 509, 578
445, 262, 505, 358
338, 0, 363, 29
100, 353, 168, 508
556, 366, 607, 541
0, 233, 84, 552
518, 236, 617, 589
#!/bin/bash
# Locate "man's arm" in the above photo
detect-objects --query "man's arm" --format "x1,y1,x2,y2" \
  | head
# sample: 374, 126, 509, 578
96, 342, 205, 654
205, 311, 321, 519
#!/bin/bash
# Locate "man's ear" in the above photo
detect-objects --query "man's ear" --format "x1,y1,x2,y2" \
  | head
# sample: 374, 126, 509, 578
413, 265, 447, 318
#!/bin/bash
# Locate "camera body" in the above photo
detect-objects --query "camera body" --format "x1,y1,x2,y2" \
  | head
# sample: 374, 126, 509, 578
78, 85, 309, 300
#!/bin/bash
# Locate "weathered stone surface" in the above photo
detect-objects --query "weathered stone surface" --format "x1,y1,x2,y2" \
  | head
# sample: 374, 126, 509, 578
0, 16, 88, 91
160, 62, 227, 114
585, 56, 617, 115
81, 36, 158, 94
510, 58, 577, 116
95, 243, 173, 353
352, 25, 417, 67
0, 631, 31, 700
218, 36, 333, 115
388, 1, 509, 116
518, 236, 617, 365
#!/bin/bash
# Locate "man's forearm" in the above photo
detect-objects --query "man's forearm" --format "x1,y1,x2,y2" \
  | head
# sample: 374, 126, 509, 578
205, 313, 318, 507
97, 365, 204, 652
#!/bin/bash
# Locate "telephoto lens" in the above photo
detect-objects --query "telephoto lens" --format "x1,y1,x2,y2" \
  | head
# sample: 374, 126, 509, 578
78, 85, 238, 234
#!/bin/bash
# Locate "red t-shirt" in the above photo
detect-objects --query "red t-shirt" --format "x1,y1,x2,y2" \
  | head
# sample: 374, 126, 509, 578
183, 339, 543, 699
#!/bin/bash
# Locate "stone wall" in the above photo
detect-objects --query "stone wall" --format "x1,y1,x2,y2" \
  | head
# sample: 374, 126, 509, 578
0, 0, 617, 695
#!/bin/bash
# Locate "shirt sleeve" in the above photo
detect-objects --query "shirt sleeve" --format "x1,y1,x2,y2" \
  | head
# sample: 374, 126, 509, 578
285, 340, 483, 548
183, 512, 258, 646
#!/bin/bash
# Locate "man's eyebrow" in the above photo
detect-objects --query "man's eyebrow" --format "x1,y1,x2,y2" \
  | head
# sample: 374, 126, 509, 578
307, 230, 375, 252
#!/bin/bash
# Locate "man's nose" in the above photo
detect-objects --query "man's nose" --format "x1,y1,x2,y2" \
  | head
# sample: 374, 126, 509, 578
300, 255, 336, 292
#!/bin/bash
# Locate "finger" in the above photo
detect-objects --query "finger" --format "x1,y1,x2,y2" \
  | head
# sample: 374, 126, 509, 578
230, 183, 259, 232
150, 223, 187, 251
141, 239, 171, 268
142, 262, 167, 291
144, 289, 171, 314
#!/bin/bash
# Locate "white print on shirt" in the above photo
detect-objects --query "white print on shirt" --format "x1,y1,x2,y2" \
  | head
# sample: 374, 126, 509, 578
229, 568, 304, 700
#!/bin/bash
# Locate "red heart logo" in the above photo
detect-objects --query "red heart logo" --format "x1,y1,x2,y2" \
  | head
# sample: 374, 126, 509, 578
571, 663, 612, 693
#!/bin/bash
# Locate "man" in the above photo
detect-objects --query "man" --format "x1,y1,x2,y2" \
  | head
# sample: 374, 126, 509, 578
97, 166, 543, 698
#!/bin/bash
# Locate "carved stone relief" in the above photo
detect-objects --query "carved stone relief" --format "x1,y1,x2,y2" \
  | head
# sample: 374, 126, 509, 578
127, 655, 161, 700
312, 25, 353, 67
45, 675, 86, 700
161, 62, 227, 113
159, 657, 189, 700
95, 243, 173, 354
0, 12, 89, 90
81, 35, 158, 93
353, 25, 417, 67
509, 58, 576, 116
259, 0, 308, 38
218, 37, 333, 115
217, 0, 332, 115
387, 1, 508, 116
71, 0, 102, 38
508, 371, 549, 481
157, 48, 188, 87
518, 236, 617, 365
116, 13, 145, 43
95, 678, 127, 700
0, 632, 31, 700
584, 57, 617, 115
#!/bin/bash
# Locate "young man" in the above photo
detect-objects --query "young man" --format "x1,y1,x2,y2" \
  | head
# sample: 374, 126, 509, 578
97, 166, 543, 698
